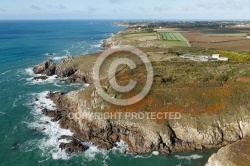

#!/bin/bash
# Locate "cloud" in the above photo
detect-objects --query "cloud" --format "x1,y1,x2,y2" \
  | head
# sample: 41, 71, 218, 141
196, 1, 215, 9
195, 0, 248, 10
180, 5, 193, 12
47, 5, 67, 10
108, 0, 123, 4
87, 7, 101, 12
0, 8, 6, 12
31, 5, 42, 10
138, 7, 146, 12
153, 6, 169, 12
111, 8, 124, 13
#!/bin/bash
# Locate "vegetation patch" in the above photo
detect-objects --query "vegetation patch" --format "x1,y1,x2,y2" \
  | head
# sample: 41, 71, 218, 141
213, 50, 250, 61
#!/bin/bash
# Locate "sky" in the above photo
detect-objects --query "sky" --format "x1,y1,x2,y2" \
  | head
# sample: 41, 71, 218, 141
0, 0, 249, 20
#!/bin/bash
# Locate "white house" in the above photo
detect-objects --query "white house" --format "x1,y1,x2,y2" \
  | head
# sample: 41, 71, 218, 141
212, 54, 220, 59
218, 57, 229, 61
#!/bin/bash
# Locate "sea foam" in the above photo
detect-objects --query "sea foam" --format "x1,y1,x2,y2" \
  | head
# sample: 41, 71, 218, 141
28, 91, 73, 160
175, 154, 203, 160
27, 91, 132, 161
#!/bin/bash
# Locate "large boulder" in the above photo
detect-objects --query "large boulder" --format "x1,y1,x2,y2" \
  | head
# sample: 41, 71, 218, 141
33, 59, 56, 76
206, 137, 250, 166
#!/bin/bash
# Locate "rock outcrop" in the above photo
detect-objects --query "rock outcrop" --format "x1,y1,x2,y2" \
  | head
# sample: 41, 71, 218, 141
33, 59, 56, 76
206, 136, 250, 166
32, 76, 48, 80
101, 38, 115, 49
32, 56, 94, 83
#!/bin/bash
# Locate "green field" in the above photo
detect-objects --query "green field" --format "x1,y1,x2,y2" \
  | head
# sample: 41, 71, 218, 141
161, 32, 189, 42
156, 40, 188, 47
124, 32, 157, 38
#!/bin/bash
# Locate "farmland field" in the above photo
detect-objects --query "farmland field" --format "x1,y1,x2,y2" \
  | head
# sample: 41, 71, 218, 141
161, 32, 189, 42
156, 40, 188, 47
124, 32, 157, 38
196, 27, 250, 37
182, 32, 250, 51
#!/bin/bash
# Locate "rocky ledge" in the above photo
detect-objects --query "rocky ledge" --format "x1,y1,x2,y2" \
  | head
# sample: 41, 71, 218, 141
33, 59, 56, 76
33, 56, 93, 83
101, 37, 115, 49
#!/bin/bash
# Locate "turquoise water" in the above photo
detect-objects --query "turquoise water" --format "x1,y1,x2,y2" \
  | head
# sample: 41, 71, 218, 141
0, 20, 217, 166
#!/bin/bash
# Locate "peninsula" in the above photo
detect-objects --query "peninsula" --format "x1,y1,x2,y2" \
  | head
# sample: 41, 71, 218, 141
33, 21, 250, 165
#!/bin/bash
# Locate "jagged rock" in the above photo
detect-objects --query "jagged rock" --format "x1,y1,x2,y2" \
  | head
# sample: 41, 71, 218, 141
33, 59, 56, 76
59, 138, 89, 153
54, 56, 77, 77
41, 108, 62, 121
32, 76, 48, 80
65, 70, 93, 83
101, 38, 114, 49
47, 53, 54, 56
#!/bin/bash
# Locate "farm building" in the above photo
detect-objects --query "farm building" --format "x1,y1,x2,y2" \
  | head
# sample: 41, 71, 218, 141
179, 54, 194, 60
212, 54, 220, 59
212, 54, 229, 61
179, 54, 228, 61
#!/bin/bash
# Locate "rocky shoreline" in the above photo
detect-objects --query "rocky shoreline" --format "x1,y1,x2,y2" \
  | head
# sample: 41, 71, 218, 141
32, 53, 250, 164
31, 25, 250, 165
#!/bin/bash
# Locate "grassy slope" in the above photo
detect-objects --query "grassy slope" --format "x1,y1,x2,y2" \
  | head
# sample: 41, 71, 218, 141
62, 48, 250, 128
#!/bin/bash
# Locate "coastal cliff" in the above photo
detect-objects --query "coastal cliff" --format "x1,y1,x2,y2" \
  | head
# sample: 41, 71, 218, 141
33, 48, 250, 159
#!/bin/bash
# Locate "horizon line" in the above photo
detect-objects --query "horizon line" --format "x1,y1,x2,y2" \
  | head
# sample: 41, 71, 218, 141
0, 18, 250, 21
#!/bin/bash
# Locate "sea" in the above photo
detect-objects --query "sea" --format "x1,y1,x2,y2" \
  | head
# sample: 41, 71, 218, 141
0, 20, 217, 166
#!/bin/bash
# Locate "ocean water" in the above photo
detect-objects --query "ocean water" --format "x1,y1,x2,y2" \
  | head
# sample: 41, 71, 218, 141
0, 20, 217, 166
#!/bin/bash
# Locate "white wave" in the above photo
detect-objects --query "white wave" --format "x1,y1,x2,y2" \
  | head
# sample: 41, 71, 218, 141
0, 112, 6, 116
152, 151, 159, 155
20, 139, 39, 152
32, 91, 56, 111
64, 50, 71, 56
27, 91, 73, 160
26, 92, 132, 161
12, 95, 23, 108
26, 75, 58, 85
112, 140, 128, 154
25, 68, 35, 76
134, 154, 152, 159
0, 70, 11, 75
50, 56, 67, 61
92, 43, 101, 48
83, 146, 108, 161
45, 53, 57, 56
175, 154, 203, 160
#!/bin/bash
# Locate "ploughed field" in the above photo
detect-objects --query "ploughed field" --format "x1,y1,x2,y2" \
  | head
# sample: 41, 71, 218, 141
181, 27, 250, 51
